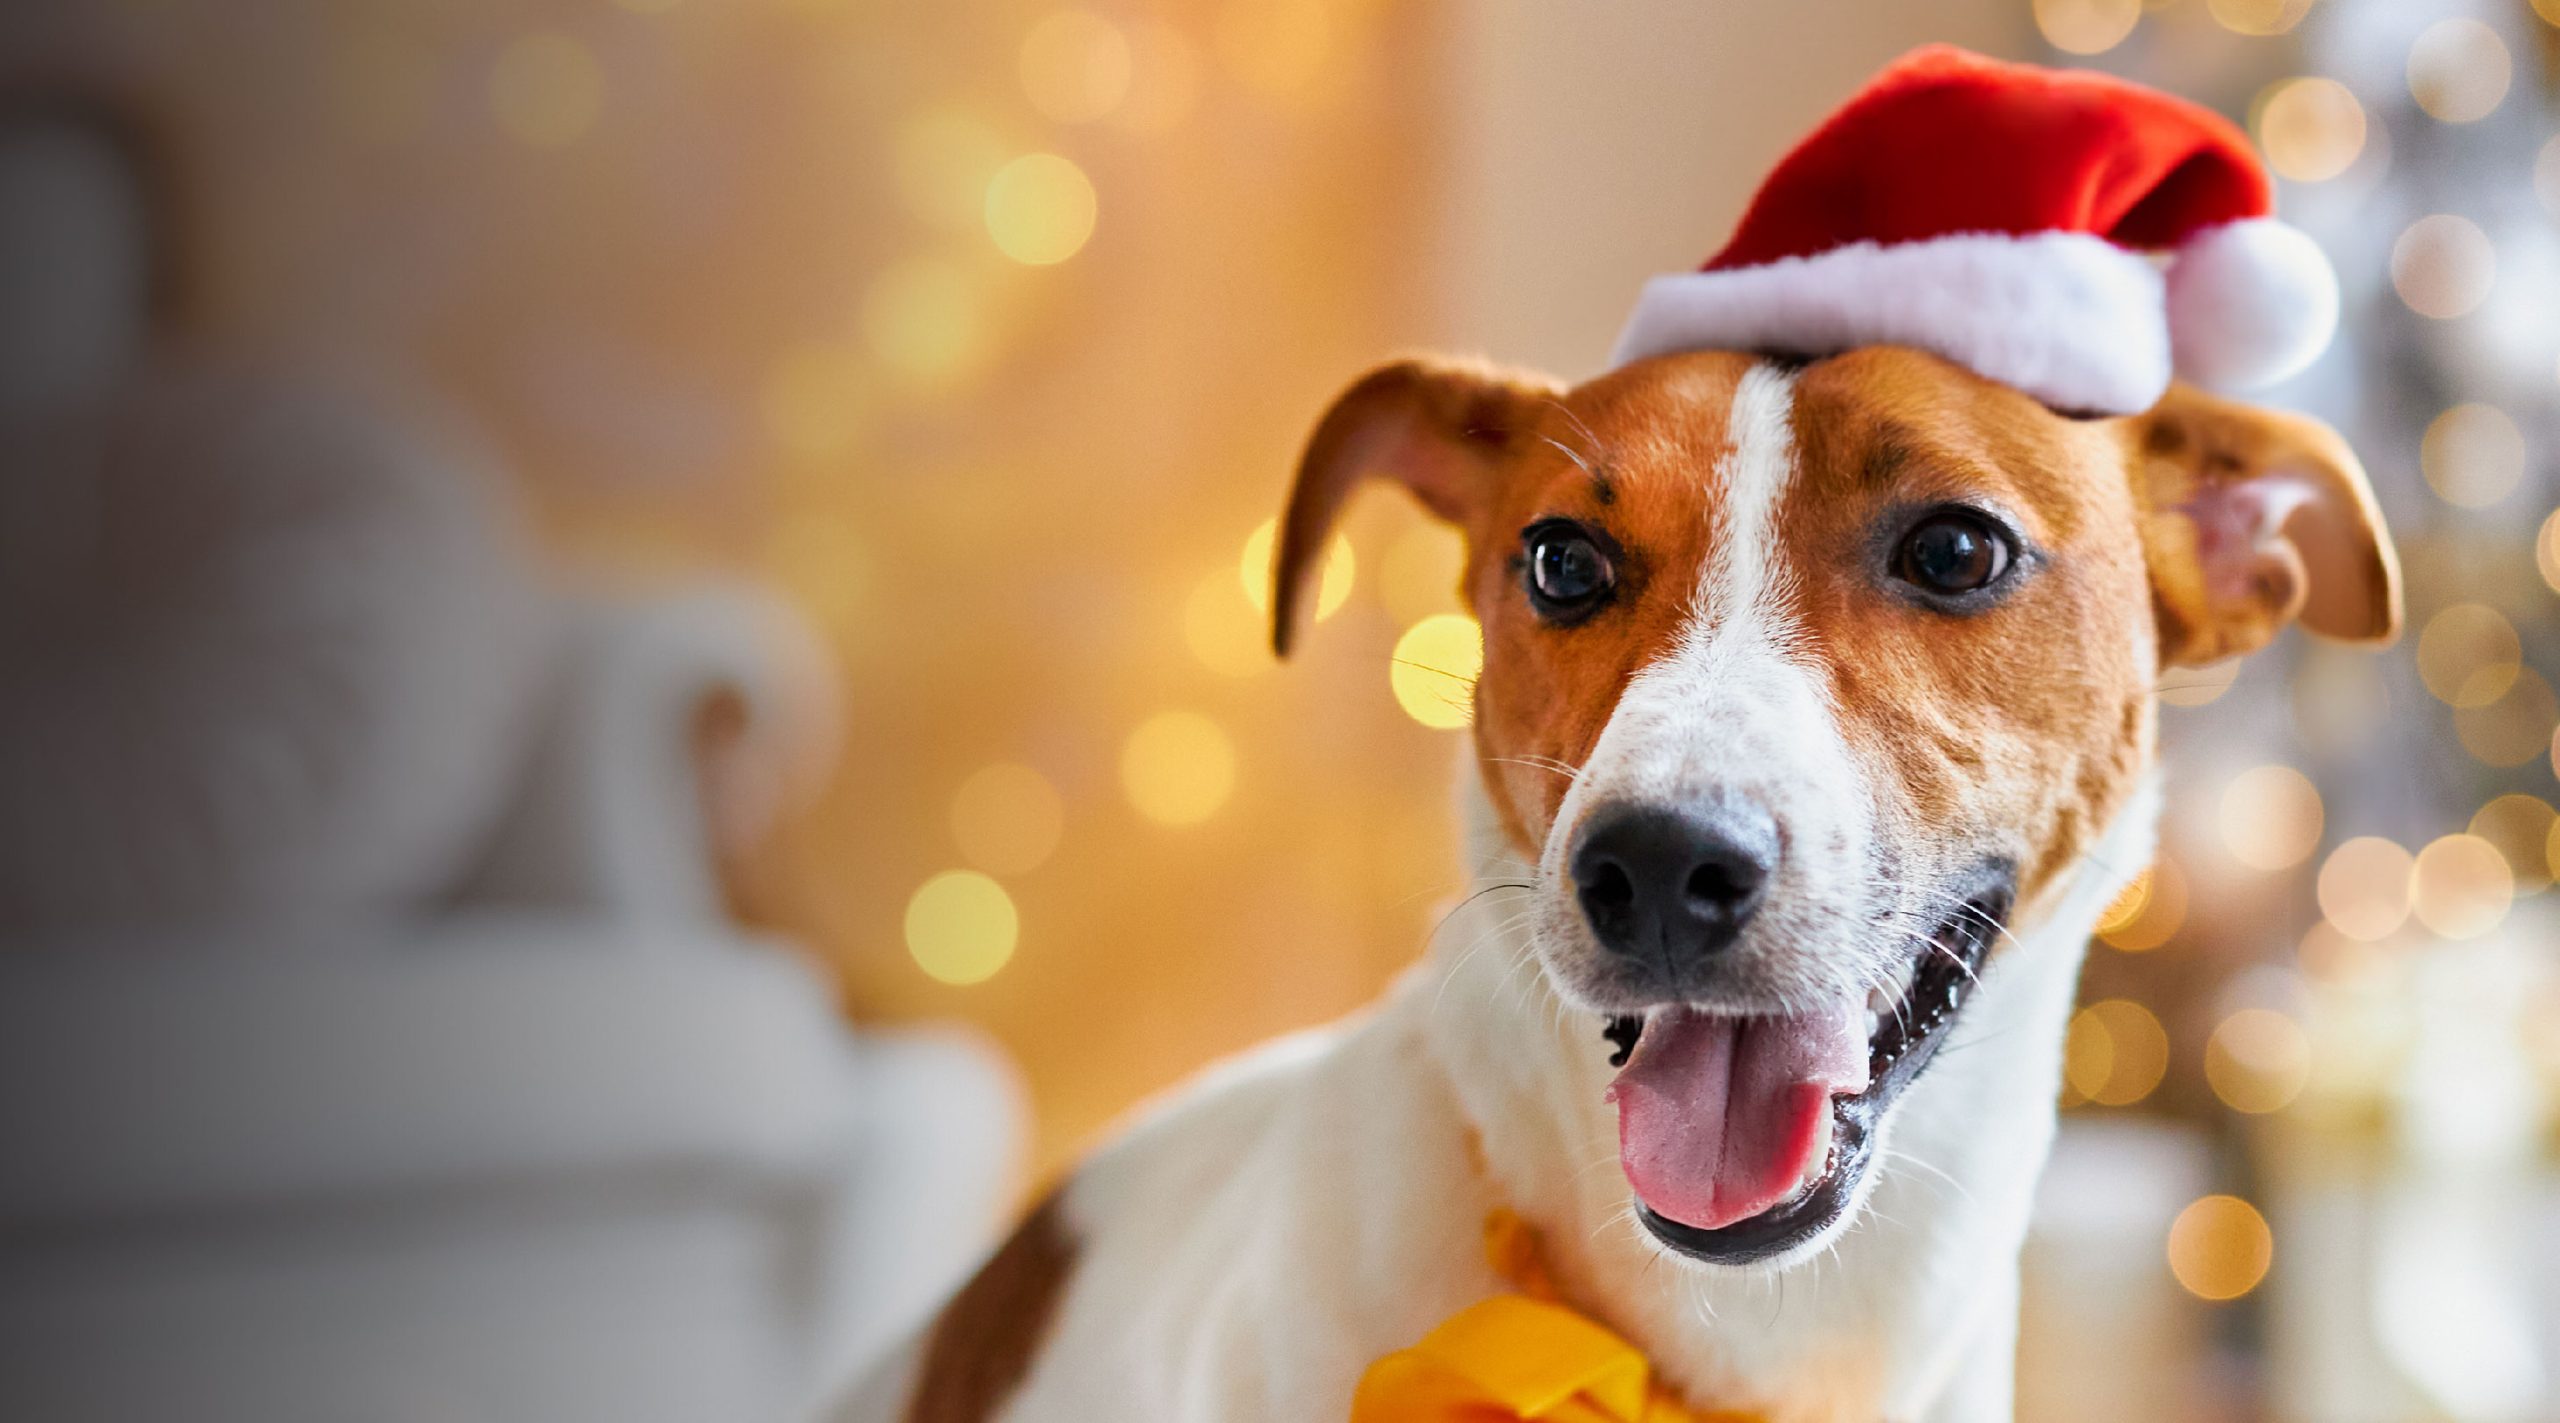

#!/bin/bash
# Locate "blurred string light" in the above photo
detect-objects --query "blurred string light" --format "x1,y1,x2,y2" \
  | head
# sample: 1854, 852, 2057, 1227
2469, 794, 2557, 893
895, 107, 1010, 233
2169, 1195, 2273, 1301
2064, 998, 2170, 1106
2391, 214, 2496, 320
2455, 667, 2558, 768
1239, 517, 1355, 620
2410, 833, 2514, 938
2206, 1008, 2311, 1114
2406, 18, 2511, 125
1184, 570, 1272, 677
489, 31, 603, 148
1019, 11, 1133, 124
2416, 602, 2522, 706
2099, 859, 2186, 951
985, 153, 1097, 265
1121, 710, 1237, 826
2207, 0, 2311, 37
1378, 521, 1466, 625
2317, 836, 2413, 941
2419, 405, 2526, 509
761, 341, 871, 457
2253, 77, 2366, 184
2033, 0, 2140, 55
1390, 614, 1482, 730
863, 254, 989, 385
950, 762, 1065, 876
906, 869, 1019, 985
2218, 764, 2324, 870
2159, 656, 2241, 707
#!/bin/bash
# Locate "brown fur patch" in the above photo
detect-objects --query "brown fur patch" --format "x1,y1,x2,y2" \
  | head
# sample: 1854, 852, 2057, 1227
905, 1192, 1078, 1423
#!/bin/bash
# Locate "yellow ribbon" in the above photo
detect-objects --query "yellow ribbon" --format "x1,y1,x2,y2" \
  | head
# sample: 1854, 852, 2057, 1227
1348, 1213, 1762, 1423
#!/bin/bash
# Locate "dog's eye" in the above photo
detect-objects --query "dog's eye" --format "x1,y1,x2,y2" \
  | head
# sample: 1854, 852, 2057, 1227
1523, 520, 1616, 620
1892, 510, 2014, 598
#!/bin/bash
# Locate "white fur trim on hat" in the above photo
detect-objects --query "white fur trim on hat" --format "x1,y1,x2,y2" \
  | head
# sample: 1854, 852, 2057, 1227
2165, 218, 2338, 393
1608, 231, 2173, 415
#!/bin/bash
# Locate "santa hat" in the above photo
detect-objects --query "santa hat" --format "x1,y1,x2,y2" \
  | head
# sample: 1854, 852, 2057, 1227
1609, 45, 2338, 415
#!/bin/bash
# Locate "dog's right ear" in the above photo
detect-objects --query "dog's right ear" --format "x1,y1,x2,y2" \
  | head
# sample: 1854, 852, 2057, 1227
1271, 357, 1563, 657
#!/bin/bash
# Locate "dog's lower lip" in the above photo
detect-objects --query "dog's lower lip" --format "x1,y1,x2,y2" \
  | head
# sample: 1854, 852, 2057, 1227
1610, 884, 2013, 1264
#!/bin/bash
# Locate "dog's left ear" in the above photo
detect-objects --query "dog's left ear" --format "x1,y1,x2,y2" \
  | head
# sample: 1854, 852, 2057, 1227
2127, 383, 2402, 668
1271, 356, 1563, 656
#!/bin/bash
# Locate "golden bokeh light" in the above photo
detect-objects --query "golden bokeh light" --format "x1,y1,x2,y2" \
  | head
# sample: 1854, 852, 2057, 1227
2415, 602, 2522, 706
2096, 871, 2151, 938
862, 254, 990, 385
2034, 0, 2140, 55
2298, 919, 2384, 986
1239, 517, 1354, 621
2455, 667, 2559, 769
763, 513, 869, 634
2470, 794, 2557, 894
2391, 214, 2496, 320
2066, 999, 2171, 1107
894, 106, 1010, 232
2159, 657, 2241, 708
489, 32, 604, 148
2207, 0, 2310, 36
2217, 764, 2324, 871
2419, 404, 2526, 510
2317, 836, 2414, 941
985, 153, 1098, 266
2168, 1195, 2273, 1301
2410, 834, 2514, 940
1213, 0, 1334, 98
1019, 11, 1133, 124
2100, 858, 2186, 952
949, 762, 1066, 877
1183, 569, 1273, 677
2255, 77, 2366, 184
2537, 508, 2560, 596
1120, 710, 1237, 826
1391, 614, 1483, 730
905, 870, 1019, 985
2538, 0, 2560, 28
1111, 19, 1203, 135
1379, 520, 1466, 625
760, 342, 871, 457
2407, 18, 2512, 125
2205, 1008, 2312, 1114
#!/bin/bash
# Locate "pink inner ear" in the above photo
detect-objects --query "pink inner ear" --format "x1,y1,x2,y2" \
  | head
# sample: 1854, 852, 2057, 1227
2184, 475, 2315, 606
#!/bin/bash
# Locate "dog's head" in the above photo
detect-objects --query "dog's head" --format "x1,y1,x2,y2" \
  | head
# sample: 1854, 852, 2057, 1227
1274, 346, 2397, 1265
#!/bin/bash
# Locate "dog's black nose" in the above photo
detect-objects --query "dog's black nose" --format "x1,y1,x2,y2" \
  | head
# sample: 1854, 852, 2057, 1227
1571, 801, 1777, 967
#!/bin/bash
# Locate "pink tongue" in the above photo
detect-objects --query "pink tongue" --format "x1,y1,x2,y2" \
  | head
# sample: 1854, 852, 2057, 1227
1607, 1002, 1871, 1232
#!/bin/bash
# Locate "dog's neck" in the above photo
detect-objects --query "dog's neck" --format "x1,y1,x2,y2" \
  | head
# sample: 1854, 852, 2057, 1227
1403, 768, 2158, 1421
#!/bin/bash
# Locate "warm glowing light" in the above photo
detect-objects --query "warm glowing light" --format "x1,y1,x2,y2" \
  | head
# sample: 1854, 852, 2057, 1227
1111, 20, 1202, 135
2391, 214, 2496, 320
2066, 999, 2171, 1106
2470, 794, 2557, 894
1240, 517, 1354, 620
2207, 0, 2310, 34
1213, 0, 1333, 97
2537, 0, 2560, 29
764, 514, 868, 632
985, 153, 1097, 266
1379, 520, 1466, 625
2100, 858, 2186, 952
1183, 570, 1272, 677
2169, 1195, 2273, 1301
761, 342, 870, 457
2255, 78, 2366, 183
2537, 509, 2560, 596
2317, 836, 2413, 941
1121, 710, 1237, 826
2218, 764, 2324, 871
2455, 668, 2559, 769
862, 254, 987, 384
489, 32, 603, 148
2416, 602, 2522, 706
2206, 1009, 2312, 1114
2159, 657, 2242, 708
906, 870, 1019, 985
2420, 405, 2526, 510
950, 763, 1065, 876
2411, 834, 2514, 940
1019, 11, 1133, 124
2299, 920, 2384, 986
1391, 615, 1483, 730
2034, 0, 2140, 55
2097, 871, 2151, 937
2407, 19, 2512, 124
894, 107, 1010, 232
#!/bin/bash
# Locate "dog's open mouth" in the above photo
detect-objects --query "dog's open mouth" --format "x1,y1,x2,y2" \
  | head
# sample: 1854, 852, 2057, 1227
1601, 881, 2014, 1265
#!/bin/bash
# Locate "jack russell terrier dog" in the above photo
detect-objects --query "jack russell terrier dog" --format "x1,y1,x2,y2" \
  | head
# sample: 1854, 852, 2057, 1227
842, 47, 2401, 1423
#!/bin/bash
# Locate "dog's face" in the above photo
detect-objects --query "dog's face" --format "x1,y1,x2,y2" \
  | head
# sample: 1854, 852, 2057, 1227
1276, 346, 2398, 1266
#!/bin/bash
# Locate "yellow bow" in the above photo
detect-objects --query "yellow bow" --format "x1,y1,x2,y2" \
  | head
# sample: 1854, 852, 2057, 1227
1349, 1213, 1762, 1423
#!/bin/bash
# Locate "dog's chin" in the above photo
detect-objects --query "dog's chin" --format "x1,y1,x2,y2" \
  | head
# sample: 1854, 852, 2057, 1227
1559, 875, 2016, 1271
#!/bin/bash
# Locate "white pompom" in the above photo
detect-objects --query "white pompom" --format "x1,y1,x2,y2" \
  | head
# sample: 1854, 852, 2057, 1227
2165, 218, 2340, 392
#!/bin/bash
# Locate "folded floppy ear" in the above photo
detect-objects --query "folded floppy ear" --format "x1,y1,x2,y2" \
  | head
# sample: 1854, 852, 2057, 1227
1271, 356, 1563, 657
2128, 383, 2401, 669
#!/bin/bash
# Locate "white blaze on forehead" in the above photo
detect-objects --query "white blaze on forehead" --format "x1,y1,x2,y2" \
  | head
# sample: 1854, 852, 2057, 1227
1693, 361, 1803, 642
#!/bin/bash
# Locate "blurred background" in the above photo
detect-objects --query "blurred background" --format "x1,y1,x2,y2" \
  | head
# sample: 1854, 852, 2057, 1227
0, 0, 2556, 1419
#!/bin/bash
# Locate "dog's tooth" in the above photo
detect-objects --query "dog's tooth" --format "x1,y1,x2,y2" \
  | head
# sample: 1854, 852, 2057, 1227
1865, 984, 1896, 1018
1799, 1110, 1837, 1192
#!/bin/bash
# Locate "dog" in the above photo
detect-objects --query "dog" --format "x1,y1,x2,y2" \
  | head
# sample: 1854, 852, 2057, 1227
840, 340, 2399, 1423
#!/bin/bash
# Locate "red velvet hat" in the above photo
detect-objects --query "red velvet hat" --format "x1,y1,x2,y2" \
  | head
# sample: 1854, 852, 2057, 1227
1610, 45, 2339, 414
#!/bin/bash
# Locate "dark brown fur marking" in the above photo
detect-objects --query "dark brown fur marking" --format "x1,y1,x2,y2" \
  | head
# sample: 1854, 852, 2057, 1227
905, 1192, 1078, 1423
